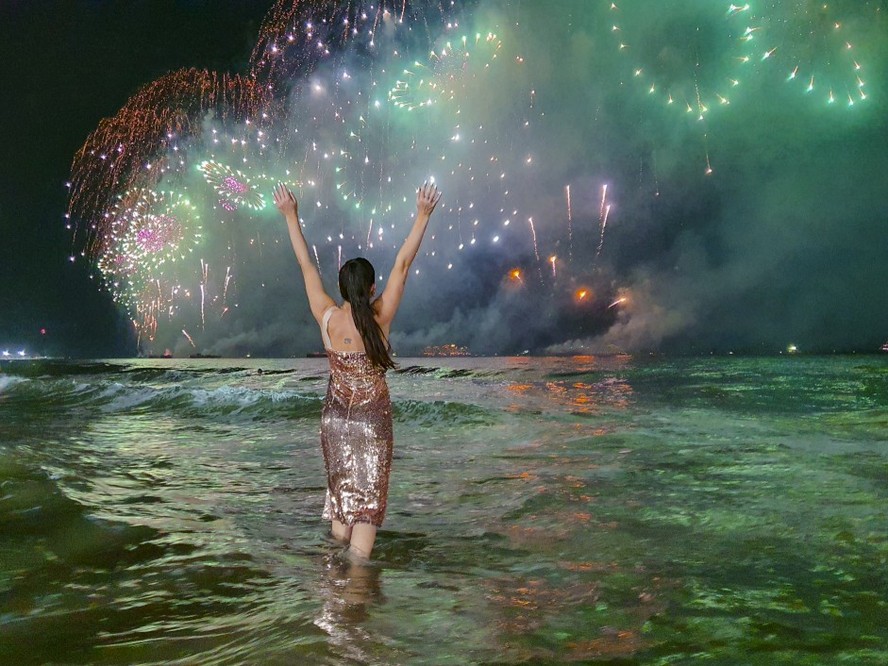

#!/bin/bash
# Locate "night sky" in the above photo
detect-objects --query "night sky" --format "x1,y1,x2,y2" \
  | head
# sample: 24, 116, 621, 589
0, 0, 268, 356
2, 1, 887, 358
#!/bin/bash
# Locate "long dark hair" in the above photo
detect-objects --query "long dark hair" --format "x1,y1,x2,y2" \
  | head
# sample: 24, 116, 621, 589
338, 258, 395, 370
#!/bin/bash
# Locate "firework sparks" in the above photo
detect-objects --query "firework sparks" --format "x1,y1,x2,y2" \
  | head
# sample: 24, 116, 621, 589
389, 32, 504, 112
68, 69, 267, 249
596, 204, 612, 260
609, 2, 753, 117
181, 329, 197, 348
200, 160, 266, 211
527, 217, 542, 280
223, 265, 233, 306
565, 184, 573, 261
744, 1, 872, 106
65, 0, 828, 356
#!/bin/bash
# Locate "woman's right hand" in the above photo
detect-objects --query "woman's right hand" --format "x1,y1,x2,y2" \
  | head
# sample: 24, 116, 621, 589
273, 183, 298, 219
416, 182, 442, 217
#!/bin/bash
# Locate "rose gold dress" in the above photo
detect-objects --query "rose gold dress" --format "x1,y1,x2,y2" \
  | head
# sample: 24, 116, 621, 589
319, 307, 393, 528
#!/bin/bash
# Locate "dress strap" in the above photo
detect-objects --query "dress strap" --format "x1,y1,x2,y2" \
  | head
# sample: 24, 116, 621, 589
320, 306, 337, 350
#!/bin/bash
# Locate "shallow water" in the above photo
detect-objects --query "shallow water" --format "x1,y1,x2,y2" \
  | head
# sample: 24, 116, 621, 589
0, 355, 886, 664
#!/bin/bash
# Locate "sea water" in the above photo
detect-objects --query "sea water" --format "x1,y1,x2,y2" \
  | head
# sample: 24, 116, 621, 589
0, 356, 886, 664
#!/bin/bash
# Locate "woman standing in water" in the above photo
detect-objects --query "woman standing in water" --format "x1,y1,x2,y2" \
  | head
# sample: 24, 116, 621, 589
273, 181, 442, 561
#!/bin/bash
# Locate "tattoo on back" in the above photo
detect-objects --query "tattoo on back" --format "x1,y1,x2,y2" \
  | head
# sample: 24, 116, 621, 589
344, 338, 352, 344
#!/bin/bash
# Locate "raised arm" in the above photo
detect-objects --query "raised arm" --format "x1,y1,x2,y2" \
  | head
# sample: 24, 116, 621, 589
376, 182, 442, 327
273, 183, 335, 323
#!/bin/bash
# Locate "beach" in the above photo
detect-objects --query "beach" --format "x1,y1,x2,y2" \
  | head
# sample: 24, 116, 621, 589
1, 355, 886, 664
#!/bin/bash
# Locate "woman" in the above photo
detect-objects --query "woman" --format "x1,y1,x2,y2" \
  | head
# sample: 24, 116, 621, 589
273, 181, 442, 561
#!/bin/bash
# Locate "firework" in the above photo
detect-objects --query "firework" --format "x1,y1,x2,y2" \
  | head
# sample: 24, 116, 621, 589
96, 189, 202, 287
565, 185, 573, 261
250, 0, 467, 91
68, 0, 671, 354
527, 217, 542, 280
200, 160, 266, 211
610, 1, 753, 117
388, 32, 504, 112
595, 205, 611, 260
68, 69, 267, 251
742, 0, 874, 106
182, 329, 197, 348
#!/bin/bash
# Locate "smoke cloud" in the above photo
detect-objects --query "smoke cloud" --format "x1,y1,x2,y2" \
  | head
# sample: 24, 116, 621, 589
125, 1, 886, 356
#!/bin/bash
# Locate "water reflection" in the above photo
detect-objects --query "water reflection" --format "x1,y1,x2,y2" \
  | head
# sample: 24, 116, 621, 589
503, 356, 636, 415
2, 357, 886, 662
313, 551, 384, 662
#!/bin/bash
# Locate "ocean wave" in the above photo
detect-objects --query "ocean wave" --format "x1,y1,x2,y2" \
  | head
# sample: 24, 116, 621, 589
396, 364, 506, 379
104, 384, 322, 420
1, 377, 322, 420
393, 398, 495, 426
1, 371, 497, 426
0, 375, 28, 393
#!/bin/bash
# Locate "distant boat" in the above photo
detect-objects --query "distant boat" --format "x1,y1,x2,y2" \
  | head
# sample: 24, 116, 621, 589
881, 341, 888, 352
422, 343, 471, 357
306, 351, 327, 358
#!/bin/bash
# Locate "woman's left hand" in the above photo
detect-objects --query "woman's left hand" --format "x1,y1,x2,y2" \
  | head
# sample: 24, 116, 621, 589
416, 181, 442, 217
273, 183, 299, 218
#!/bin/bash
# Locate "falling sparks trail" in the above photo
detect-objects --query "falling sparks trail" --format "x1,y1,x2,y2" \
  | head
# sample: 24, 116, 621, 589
181, 329, 196, 348
527, 217, 542, 281
337, 245, 342, 271
565, 185, 573, 262
595, 205, 611, 260
312, 244, 321, 274
608, 297, 626, 309
222, 265, 232, 306
200, 259, 209, 330
549, 255, 557, 279
704, 133, 713, 175
594, 185, 611, 261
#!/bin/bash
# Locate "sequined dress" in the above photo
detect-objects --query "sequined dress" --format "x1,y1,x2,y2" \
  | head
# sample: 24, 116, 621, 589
320, 307, 393, 527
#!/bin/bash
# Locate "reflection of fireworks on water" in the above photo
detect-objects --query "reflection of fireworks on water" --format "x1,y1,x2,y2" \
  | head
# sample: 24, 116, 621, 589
199, 160, 266, 211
